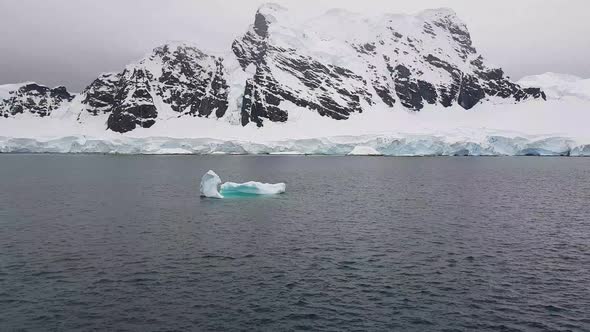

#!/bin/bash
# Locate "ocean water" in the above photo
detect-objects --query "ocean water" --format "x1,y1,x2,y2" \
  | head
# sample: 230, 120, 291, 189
0, 155, 589, 331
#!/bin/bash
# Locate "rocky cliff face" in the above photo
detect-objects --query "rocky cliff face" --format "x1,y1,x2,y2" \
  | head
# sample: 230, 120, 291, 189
79, 43, 230, 133
232, 5, 374, 127
0, 83, 74, 118
0, 4, 545, 133
232, 5, 545, 126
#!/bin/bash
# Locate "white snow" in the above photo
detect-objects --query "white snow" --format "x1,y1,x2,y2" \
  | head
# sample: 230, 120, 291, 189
0, 83, 30, 99
2, 91, 589, 142
518, 73, 590, 101
200, 170, 223, 199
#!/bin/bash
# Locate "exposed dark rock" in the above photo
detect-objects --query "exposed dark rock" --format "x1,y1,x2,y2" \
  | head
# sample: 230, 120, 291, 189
156, 45, 229, 118
0, 83, 74, 117
423, 23, 436, 36
105, 67, 158, 133
422, 54, 541, 110
458, 76, 485, 109
470, 56, 485, 71
81, 73, 121, 115
253, 12, 270, 38
523, 88, 546, 100
392, 65, 424, 110
240, 74, 288, 127
431, 11, 477, 57
418, 80, 438, 105
241, 79, 255, 126
107, 104, 157, 133
373, 83, 396, 107
390, 30, 403, 39
424, 54, 460, 74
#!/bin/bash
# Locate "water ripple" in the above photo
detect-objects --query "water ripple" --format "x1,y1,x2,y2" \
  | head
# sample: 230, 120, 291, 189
1, 155, 589, 331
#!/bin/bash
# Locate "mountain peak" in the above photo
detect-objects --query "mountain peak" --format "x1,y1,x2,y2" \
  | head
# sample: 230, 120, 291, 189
253, 3, 289, 38
256, 2, 288, 17
421, 8, 469, 33
323, 8, 360, 18
150, 42, 208, 60
419, 7, 459, 19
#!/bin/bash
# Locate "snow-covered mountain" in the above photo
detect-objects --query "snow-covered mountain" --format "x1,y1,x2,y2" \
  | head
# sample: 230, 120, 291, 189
1, 4, 545, 133
232, 4, 544, 127
0, 83, 74, 118
78, 43, 231, 133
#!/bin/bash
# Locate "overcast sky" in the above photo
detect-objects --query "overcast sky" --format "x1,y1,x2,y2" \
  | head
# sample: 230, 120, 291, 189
1, 0, 588, 91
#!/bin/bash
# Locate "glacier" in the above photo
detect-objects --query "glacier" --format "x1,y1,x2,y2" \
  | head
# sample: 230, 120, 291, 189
348, 146, 383, 156
1, 133, 589, 156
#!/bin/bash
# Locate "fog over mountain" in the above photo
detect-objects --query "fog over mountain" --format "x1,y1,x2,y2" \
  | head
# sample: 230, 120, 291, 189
1, 0, 589, 91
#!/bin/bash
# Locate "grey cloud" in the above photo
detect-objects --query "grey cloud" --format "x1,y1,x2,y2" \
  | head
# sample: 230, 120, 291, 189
0, 0, 588, 91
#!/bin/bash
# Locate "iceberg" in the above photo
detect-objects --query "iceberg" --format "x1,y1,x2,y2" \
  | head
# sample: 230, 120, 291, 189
200, 170, 286, 199
220, 182, 286, 196
200, 170, 223, 199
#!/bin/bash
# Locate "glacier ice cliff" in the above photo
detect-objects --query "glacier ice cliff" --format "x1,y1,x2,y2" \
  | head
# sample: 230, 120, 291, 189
2, 134, 589, 156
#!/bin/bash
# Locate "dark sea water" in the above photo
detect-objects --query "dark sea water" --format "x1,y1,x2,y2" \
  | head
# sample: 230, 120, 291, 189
1, 155, 589, 332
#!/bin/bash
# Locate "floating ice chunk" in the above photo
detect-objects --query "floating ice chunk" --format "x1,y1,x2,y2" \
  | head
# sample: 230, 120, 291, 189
200, 170, 224, 199
220, 182, 286, 196
200, 170, 286, 199
348, 146, 382, 156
